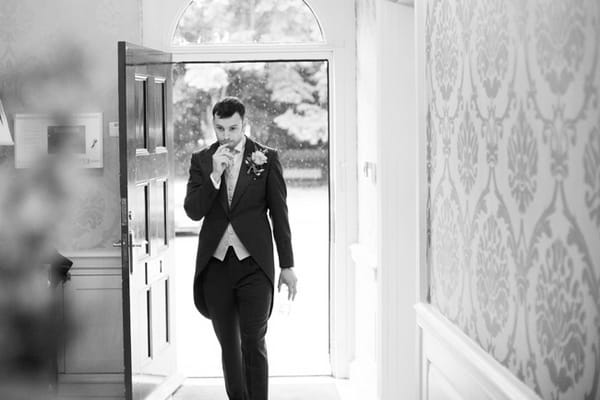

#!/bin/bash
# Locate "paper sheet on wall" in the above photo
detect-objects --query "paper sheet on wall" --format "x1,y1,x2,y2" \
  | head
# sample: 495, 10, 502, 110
14, 113, 103, 168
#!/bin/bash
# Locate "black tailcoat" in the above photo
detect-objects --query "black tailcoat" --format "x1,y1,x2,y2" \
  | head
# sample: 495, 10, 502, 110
184, 137, 294, 318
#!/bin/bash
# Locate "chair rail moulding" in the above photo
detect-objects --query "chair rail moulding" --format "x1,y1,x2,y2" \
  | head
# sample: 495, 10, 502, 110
385, 0, 414, 5
60, 249, 121, 258
386, 0, 415, 7
416, 303, 540, 400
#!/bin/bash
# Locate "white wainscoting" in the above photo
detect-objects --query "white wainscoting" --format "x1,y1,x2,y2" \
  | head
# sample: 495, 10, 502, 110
416, 303, 540, 400
57, 251, 125, 399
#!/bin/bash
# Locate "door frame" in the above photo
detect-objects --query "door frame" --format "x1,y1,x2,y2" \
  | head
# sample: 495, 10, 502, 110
168, 48, 353, 378
415, 1, 429, 398
139, 0, 358, 378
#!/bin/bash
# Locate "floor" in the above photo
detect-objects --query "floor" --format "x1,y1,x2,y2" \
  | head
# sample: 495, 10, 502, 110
172, 377, 347, 400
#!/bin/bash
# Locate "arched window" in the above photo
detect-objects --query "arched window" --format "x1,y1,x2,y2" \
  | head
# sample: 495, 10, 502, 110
172, 0, 324, 45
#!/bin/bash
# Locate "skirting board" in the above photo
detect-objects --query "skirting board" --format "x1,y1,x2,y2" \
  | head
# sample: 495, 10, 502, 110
58, 373, 125, 399
57, 373, 185, 400
415, 303, 540, 400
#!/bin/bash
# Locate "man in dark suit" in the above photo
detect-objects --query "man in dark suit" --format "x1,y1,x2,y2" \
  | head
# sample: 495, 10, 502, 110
184, 97, 297, 400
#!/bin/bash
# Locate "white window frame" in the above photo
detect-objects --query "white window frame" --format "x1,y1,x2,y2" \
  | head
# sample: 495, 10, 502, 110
141, 0, 358, 378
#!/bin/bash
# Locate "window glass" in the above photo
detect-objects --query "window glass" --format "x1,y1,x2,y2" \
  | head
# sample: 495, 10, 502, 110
173, 0, 323, 45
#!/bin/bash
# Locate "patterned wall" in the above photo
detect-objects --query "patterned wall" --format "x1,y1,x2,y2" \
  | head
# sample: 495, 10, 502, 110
426, 0, 600, 398
0, 0, 140, 251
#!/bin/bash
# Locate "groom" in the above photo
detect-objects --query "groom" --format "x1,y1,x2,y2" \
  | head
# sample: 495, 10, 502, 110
184, 97, 297, 400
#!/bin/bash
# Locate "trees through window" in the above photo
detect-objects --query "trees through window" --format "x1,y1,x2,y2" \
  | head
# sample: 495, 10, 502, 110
172, 0, 324, 45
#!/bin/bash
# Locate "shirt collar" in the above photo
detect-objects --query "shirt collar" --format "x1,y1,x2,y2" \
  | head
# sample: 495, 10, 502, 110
233, 135, 246, 154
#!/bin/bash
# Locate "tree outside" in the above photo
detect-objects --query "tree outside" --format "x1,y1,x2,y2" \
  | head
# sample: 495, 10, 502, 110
173, 61, 329, 185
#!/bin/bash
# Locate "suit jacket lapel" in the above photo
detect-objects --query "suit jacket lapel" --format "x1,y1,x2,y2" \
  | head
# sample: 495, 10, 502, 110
229, 138, 253, 211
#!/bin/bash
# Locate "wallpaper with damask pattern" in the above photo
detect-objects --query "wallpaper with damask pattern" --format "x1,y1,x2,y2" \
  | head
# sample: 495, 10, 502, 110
426, 0, 600, 398
0, 0, 140, 251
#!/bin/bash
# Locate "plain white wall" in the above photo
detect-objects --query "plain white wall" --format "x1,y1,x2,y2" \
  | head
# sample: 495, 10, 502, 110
376, 2, 417, 399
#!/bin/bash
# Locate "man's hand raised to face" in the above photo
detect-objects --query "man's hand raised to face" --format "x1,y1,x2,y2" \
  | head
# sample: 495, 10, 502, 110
211, 145, 235, 183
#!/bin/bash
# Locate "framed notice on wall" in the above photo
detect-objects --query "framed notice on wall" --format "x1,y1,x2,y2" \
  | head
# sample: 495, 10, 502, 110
14, 113, 103, 168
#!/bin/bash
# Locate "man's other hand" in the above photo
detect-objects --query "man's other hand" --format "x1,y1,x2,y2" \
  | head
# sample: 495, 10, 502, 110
278, 268, 297, 301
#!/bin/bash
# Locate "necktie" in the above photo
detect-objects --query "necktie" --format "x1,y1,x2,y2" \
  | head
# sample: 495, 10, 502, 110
225, 148, 240, 205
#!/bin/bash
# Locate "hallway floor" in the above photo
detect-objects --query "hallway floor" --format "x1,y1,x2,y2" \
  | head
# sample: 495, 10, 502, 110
172, 377, 346, 400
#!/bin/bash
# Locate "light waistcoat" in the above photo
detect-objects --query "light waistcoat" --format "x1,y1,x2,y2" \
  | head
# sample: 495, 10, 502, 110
212, 136, 251, 261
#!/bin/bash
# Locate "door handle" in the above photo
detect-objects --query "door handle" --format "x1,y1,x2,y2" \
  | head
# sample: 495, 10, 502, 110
113, 234, 148, 275
112, 239, 146, 248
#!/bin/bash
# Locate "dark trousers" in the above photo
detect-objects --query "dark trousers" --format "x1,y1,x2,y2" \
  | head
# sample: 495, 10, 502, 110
202, 248, 272, 400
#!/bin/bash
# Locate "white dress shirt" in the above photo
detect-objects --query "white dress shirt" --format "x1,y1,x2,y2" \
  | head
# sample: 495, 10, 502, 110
210, 136, 251, 261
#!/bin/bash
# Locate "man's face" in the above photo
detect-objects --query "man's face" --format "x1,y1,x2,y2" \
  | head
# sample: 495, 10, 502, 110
213, 112, 244, 148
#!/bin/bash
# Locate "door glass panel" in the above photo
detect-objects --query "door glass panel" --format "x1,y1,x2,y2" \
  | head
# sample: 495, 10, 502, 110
156, 80, 166, 147
158, 180, 168, 246
135, 184, 150, 256
151, 276, 168, 350
145, 289, 152, 358
135, 77, 148, 150
165, 278, 170, 343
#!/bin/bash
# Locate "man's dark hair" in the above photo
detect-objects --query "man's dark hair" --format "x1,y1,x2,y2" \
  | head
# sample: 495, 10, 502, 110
212, 96, 245, 120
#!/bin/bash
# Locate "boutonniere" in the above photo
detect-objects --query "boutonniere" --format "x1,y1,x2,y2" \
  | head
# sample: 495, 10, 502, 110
245, 148, 268, 179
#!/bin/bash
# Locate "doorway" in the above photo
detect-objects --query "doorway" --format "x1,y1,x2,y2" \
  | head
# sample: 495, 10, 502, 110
172, 60, 331, 377
140, 0, 357, 380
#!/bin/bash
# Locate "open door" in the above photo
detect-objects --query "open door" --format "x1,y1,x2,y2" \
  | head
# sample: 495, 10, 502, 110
117, 41, 182, 399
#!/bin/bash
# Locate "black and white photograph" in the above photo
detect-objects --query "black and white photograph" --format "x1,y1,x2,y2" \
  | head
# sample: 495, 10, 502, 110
0, 0, 599, 400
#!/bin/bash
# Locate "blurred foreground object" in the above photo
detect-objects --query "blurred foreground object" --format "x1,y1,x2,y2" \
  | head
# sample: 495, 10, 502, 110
0, 152, 80, 399
47, 250, 73, 289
